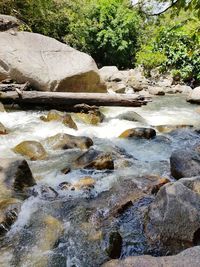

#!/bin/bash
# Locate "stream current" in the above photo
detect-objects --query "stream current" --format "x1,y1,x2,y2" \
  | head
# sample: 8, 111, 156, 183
0, 95, 200, 267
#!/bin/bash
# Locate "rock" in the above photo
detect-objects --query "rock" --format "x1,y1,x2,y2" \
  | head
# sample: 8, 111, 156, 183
105, 232, 122, 259
156, 124, 193, 133
116, 111, 146, 123
106, 82, 127, 94
139, 90, 151, 97
0, 15, 21, 32
127, 79, 146, 92
0, 31, 106, 92
0, 198, 21, 237
44, 133, 93, 150
75, 111, 104, 125
119, 127, 156, 139
73, 176, 96, 190
146, 177, 200, 253
187, 86, 200, 104
0, 102, 5, 112
41, 110, 78, 130
99, 66, 120, 82
0, 158, 36, 197
173, 84, 193, 95
102, 246, 200, 267
170, 149, 200, 179
13, 141, 47, 161
75, 149, 114, 170
148, 86, 165, 96
0, 122, 7, 134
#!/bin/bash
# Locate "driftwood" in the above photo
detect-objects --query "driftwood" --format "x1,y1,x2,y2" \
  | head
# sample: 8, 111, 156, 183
0, 90, 151, 110
0, 82, 31, 92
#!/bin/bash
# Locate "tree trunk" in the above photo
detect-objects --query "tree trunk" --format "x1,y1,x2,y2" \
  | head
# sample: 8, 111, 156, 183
0, 90, 151, 110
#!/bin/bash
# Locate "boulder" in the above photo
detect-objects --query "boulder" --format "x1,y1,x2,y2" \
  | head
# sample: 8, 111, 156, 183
187, 86, 200, 104
119, 127, 156, 139
147, 86, 165, 96
0, 158, 36, 197
116, 111, 146, 123
13, 141, 47, 161
146, 177, 200, 253
170, 149, 200, 179
106, 82, 127, 94
0, 15, 21, 32
99, 66, 120, 82
0, 122, 7, 134
40, 110, 77, 130
75, 149, 114, 170
173, 84, 192, 95
0, 31, 106, 92
44, 133, 93, 150
102, 246, 200, 267
74, 111, 104, 125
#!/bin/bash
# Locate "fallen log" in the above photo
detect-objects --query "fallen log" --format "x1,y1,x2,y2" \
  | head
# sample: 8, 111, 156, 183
0, 90, 151, 110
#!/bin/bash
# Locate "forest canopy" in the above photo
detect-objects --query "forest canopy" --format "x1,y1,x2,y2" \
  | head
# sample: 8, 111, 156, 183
0, 0, 199, 83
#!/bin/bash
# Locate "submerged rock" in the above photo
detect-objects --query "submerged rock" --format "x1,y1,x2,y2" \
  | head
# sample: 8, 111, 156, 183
41, 110, 77, 130
0, 122, 7, 135
0, 158, 36, 198
116, 111, 146, 124
75, 149, 114, 170
44, 133, 93, 150
170, 149, 200, 179
0, 198, 21, 237
119, 127, 156, 139
105, 232, 122, 259
13, 141, 47, 161
102, 246, 200, 267
0, 31, 106, 92
146, 177, 200, 254
156, 124, 193, 133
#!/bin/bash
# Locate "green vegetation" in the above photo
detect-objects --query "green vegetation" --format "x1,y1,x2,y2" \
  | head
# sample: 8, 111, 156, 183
0, 0, 199, 82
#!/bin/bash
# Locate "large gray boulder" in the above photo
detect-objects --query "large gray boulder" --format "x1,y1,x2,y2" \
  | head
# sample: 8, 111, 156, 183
0, 31, 106, 92
187, 87, 200, 103
146, 177, 200, 253
102, 246, 200, 267
0, 14, 21, 32
170, 149, 200, 179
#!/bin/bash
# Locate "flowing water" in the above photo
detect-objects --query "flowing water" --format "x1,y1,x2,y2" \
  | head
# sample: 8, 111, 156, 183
0, 95, 200, 267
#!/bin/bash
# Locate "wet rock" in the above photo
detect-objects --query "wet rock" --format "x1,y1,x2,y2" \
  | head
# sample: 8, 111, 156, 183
0, 158, 36, 198
13, 141, 47, 161
44, 133, 93, 150
105, 232, 122, 259
156, 124, 193, 133
41, 110, 77, 130
0, 122, 7, 134
75, 110, 104, 125
61, 167, 71, 175
147, 86, 165, 96
119, 127, 156, 139
102, 246, 200, 267
74, 176, 96, 190
170, 149, 200, 179
146, 177, 200, 254
75, 149, 114, 170
0, 102, 5, 112
0, 198, 21, 237
187, 86, 200, 104
116, 111, 147, 124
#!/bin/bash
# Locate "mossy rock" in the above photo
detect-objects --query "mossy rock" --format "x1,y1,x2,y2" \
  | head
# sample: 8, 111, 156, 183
13, 141, 47, 160
40, 110, 78, 130
75, 111, 104, 125
119, 127, 156, 139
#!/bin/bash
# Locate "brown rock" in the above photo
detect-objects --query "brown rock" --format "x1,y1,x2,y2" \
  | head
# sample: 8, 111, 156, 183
0, 122, 7, 134
156, 124, 193, 133
119, 128, 156, 139
13, 141, 47, 161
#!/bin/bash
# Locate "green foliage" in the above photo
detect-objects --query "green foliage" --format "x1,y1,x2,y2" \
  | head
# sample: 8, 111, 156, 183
136, 12, 200, 82
0, 0, 70, 41
65, 0, 142, 68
